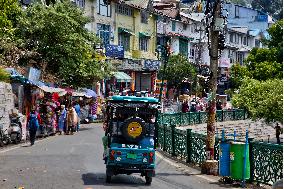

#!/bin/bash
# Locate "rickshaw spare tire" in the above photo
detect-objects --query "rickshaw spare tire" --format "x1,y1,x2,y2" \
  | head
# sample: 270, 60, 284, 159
121, 117, 146, 143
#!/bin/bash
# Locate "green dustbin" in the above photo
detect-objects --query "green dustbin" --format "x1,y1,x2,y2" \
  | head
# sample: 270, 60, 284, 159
230, 142, 250, 180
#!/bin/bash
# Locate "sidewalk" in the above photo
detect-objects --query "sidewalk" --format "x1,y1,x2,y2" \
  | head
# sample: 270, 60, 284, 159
176, 119, 282, 143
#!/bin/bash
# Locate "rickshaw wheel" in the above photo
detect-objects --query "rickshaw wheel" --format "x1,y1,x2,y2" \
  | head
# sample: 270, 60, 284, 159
106, 175, 111, 183
145, 176, 152, 185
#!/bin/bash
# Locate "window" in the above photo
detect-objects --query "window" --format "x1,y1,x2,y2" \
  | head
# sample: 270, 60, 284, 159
243, 36, 247, 45
97, 24, 110, 45
117, 4, 133, 16
255, 39, 260, 47
73, 0, 85, 8
172, 21, 176, 31
237, 52, 244, 65
183, 23, 187, 30
230, 33, 234, 43
190, 48, 195, 58
139, 37, 149, 51
179, 38, 188, 57
141, 11, 149, 24
118, 33, 130, 51
235, 5, 239, 18
235, 34, 239, 44
97, 0, 111, 17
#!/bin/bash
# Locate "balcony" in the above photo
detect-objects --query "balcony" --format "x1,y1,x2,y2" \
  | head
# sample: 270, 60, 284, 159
132, 50, 141, 59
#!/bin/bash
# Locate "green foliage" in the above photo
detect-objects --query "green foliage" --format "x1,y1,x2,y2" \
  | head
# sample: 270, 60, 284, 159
17, 0, 108, 88
229, 0, 247, 6
0, 68, 10, 82
158, 54, 197, 90
228, 64, 251, 89
251, 0, 283, 20
232, 78, 283, 123
0, 0, 21, 38
230, 21, 283, 123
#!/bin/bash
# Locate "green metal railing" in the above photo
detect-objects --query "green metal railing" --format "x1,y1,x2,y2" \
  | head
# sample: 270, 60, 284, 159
157, 124, 283, 186
249, 141, 283, 185
158, 109, 248, 126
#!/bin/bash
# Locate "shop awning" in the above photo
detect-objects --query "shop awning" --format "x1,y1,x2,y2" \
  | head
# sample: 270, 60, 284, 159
178, 35, 194, 41
72, 92, 92, 98
118, 27, 135, 35
139, 32, 151, 38
39, 86, 67, 96
113, 72, 132, 82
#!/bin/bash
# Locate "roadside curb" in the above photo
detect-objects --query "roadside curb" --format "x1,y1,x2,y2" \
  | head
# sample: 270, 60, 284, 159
0, 134, 59, 153
156, 149, 221, 183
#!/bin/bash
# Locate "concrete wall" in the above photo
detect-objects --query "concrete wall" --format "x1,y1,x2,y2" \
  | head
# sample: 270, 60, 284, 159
0, 82, 14, 133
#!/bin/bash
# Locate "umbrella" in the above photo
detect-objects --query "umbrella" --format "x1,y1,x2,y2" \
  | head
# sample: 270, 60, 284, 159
84, 89, 97, 98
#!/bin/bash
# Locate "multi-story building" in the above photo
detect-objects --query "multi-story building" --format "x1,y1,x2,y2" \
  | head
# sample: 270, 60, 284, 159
84, 0, 161, 93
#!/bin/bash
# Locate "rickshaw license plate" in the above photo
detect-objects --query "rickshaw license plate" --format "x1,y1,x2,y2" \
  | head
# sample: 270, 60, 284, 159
127, 153, 137, 159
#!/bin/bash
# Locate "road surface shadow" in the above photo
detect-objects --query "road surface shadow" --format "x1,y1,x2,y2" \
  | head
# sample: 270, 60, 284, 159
82, 173, 148, 187
156, 172, 202, 176
79, 127, 94, 131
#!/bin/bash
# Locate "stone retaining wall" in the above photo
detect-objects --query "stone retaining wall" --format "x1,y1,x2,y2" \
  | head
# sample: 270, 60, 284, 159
0, 82, 15, 133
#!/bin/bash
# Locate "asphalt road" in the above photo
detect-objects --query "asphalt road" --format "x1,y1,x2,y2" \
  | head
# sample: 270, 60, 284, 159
0, 123, 233, 189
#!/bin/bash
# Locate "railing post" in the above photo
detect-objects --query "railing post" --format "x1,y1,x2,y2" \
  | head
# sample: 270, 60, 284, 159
171, 124, 176, 156
198, 111, 201, 124
163, 124, 167, 151
243, 109, 246, 120
188, 112, 191, 125
233, 109, 236, 120
222, 110, 224, 122
186, 129, 192, 163
248, 137, 254, 183
180, 112, 182, 126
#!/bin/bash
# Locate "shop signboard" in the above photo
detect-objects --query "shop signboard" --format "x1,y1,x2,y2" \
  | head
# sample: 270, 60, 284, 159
105, 44, 124, 59
116, 59, 144, 71
144, 60, 161, 71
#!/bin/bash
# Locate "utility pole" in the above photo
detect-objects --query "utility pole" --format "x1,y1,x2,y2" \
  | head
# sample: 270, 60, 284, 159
203, 0, 226, 174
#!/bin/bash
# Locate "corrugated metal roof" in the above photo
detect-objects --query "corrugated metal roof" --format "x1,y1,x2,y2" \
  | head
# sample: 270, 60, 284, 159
155, 8, 179, 18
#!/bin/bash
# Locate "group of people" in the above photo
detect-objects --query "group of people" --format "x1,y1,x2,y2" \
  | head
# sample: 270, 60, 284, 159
26, 101, 81, 146
181, 98, 209, 113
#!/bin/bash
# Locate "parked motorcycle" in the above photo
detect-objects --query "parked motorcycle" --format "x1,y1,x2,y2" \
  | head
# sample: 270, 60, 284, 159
0, 124, 10, 146
9, 116, 22, 144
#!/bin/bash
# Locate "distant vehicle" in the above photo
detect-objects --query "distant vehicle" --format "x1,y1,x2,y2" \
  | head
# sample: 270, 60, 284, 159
104, 95, 159, 185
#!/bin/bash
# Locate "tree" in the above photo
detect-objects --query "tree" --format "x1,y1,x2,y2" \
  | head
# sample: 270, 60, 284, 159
229, 21, 283, 123
229, 0, 247, 6
232, 78, 283, 122
251, 0, 283, 20
158, 54, 197, 92
17, 0, 109, 88
228, 63, 251, 89
0, 0, 21, 38
0, 68, 10, 82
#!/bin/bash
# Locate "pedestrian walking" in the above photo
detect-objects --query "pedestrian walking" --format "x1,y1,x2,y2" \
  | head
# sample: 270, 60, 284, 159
74, 102, 81, 132
182, 100, 189, 113
58, 105, 67, 135
66, 106, 78, 135
275, 123, 282, 144
26, 109, 41, 146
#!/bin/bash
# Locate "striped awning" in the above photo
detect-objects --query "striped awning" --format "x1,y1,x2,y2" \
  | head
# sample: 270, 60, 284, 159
113, 72, 132, 82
